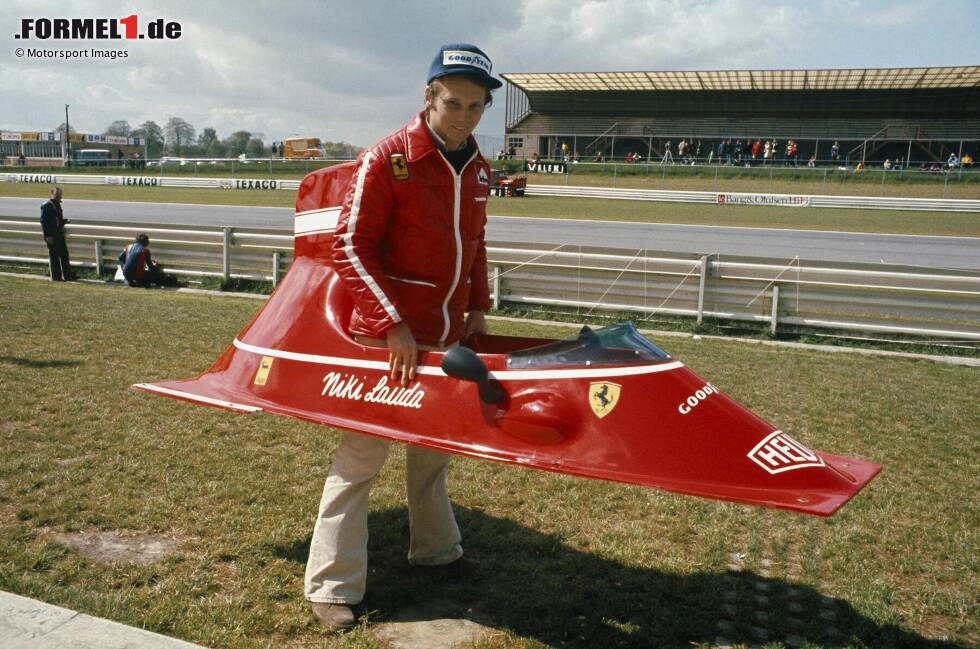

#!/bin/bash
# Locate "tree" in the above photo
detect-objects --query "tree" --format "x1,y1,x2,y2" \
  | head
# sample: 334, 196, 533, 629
198, 127, 219, 150
223, 131, 252, 157
205, 140, 226, 158
132, 120, 164, 159
246, 137, 266, 158
104, 120, 132, 137
53, 123, 77, 135
164, 117, 195, 155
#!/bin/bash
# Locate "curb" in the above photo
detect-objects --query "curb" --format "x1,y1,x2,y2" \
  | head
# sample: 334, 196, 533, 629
0, 590, 206, 649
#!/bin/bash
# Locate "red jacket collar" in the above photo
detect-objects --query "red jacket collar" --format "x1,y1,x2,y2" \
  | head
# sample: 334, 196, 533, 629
404, 111, 482, 165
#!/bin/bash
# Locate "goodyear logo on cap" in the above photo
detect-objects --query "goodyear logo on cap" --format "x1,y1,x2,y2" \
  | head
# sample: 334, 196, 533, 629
443, 50, 491, 74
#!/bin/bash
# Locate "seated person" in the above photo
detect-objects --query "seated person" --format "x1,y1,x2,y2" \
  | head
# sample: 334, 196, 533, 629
118, 233, 167, 287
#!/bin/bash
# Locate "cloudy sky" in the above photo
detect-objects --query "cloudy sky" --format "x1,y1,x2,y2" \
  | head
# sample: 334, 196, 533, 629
2, 0, 978, 148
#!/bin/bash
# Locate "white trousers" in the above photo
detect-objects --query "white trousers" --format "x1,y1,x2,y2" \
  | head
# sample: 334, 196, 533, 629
304, 431, 463, 604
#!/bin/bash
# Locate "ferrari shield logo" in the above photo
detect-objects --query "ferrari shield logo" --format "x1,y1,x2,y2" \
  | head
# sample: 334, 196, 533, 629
589, 381, 621, 418
390, 154, 409, 181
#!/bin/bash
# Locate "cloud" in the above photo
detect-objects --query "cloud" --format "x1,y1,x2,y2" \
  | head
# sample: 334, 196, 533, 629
2, 0, 978, 148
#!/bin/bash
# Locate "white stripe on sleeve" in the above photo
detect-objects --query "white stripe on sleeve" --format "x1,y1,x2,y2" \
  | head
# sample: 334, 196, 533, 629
340, 152, 401, 324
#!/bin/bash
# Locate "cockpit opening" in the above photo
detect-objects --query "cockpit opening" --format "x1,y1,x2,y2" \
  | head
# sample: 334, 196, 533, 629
505, 322, 671, 369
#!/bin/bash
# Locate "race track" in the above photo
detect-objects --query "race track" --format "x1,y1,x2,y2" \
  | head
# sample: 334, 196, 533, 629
2, 196, 978, 270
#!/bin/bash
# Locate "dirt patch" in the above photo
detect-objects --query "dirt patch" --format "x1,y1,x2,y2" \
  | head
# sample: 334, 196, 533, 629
50, 530, 182, 565
373, 599, 494, 649
374, 618, 491, 649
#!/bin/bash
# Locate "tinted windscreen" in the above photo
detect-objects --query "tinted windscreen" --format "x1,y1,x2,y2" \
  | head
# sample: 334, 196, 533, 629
506, 322, 671, 369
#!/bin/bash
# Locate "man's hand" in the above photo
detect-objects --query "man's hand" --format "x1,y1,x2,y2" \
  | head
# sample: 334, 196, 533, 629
386, 322, 418, 386
463, 310, 487, 339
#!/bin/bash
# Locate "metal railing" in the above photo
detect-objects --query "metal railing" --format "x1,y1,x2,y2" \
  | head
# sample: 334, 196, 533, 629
2, 216, 978, 341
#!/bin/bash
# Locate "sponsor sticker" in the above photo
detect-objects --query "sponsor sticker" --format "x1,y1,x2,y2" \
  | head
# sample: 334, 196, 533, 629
390, 153, 409, 181
477, 167, 488, 185
747, 431, 826, 474
589, 381, 621, 418
253, 356, 274, 386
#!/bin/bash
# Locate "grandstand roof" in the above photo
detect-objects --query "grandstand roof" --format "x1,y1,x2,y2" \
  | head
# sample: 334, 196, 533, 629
501, 66, 980, 92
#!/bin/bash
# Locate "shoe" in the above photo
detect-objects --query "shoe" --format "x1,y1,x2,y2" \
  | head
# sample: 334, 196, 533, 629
422, 555, 481, 579
310, 602, 356, 632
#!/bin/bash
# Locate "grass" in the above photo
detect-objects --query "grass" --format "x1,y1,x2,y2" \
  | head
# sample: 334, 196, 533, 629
2, 182, 979, 237
0, 275, 977, 648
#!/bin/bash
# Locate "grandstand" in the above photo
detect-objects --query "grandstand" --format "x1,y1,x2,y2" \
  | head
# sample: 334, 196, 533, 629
501, 65, 980, 165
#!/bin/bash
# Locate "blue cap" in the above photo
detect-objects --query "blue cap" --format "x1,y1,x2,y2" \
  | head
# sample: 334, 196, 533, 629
427, 43, 502, 90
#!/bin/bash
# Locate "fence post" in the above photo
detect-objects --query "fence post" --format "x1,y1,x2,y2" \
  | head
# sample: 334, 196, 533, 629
222, 227, 232, 281
770, 284, 780, 336
491, 265, 501, 310
94, 240, 103, 277
697, 254, 712, 325
272, 251, 281, 287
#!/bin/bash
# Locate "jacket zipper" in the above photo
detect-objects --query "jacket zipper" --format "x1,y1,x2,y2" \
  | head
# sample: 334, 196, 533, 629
437, 150, 478, 345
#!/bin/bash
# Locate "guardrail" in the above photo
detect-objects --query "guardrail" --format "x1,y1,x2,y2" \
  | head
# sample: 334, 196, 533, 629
525, 185, 980, 213
0, 171, 301, 191
3, 172, 979, 212
2, 216, 978, 341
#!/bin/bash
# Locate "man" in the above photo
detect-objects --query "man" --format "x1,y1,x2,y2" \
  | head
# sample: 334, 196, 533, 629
39, 187, 74, 281
304, 43, 500, 632
118, 233, 167, 287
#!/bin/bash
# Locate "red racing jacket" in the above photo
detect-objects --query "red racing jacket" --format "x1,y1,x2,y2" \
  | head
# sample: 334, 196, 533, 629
331, 112, 492, 347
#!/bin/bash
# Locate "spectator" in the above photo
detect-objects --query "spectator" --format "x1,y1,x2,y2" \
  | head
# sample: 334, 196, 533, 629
947, 153, 959, 169
594, 150, 604, 163
662, 140, 673, 163
39, 186, 75, 282
830, 141, 840, 162
770, 139, 779, 164
807, 154, 816, 168
694, 140, 702, 163
786, 140, 798, 166
883, 158, 892, 170
118, 233, 170, 287
734, 139, 743, 164
508, 145, 516, 159
961, 152, 973, 167
752, 138, 763, 161
763, 139, 772, 164
18, 152, 26, 167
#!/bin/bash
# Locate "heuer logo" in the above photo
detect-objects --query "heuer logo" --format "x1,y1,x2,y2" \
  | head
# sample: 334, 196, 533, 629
747, 431, 826, 475
477, 167, 488, 184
